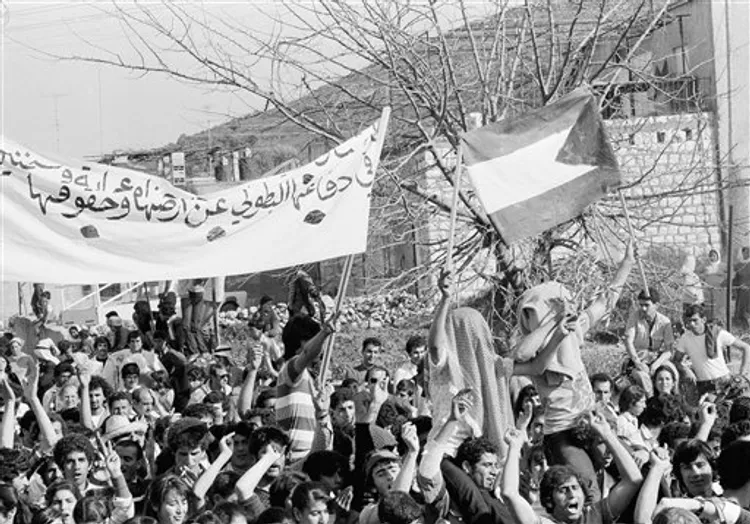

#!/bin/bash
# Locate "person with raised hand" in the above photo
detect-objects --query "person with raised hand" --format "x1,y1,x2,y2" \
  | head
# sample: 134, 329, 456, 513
193, 432, 235, 511
634, 445, 674, 524
503, 409, 643, 524
22, 357, 61, 453
0, 378, 16, 449
96, 434, 135, 524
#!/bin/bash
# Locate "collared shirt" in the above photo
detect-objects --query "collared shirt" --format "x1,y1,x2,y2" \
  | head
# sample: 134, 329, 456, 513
626, 310, 674, 359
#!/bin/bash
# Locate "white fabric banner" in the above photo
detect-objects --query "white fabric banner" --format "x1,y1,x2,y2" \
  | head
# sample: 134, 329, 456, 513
0, 112, 389, 284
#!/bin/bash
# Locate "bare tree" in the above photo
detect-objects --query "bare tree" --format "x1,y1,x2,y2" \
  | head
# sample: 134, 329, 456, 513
44, 0, 729, 334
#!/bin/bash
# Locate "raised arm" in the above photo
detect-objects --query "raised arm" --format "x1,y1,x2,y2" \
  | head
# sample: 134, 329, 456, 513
289, 318, 336, 380
428, 269, 453, 369
513, 316, 575, 377
78, 368, 95, 430
391, 422, 420, 493
235, 445, 283, 501
587, 242, 635, 327
501, 428, 538, 524
591, 410, 643, 519
0, 379, 16, 449
194, 432, 234, 509
23, 359, 61, 450
237, 346, 263, 416
694, 400, 718, 442
634, 446, 672, 524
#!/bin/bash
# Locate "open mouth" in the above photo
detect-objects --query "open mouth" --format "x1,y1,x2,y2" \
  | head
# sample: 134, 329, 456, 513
566, 501, 581, 513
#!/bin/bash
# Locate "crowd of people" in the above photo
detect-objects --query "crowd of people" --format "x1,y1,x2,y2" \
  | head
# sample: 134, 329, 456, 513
0, 246, 750, 524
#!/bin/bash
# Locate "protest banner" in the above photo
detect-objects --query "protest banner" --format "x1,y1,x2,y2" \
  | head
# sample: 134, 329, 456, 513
0, 109, 389, 283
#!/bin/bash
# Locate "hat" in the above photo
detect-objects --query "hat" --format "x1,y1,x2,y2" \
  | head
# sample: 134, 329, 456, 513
369, 424, 398, 450
189, 284, 205, 294
365, 449, 401, 480
101, 415, 148, 442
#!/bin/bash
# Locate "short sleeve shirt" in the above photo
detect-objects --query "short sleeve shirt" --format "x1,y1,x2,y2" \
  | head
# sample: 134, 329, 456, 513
676, 329, 735, 381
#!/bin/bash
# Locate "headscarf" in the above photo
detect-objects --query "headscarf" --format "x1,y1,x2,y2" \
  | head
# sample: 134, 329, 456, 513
705, 250, 722, 276
439, 307, 513, 454
515, 282, 583, 378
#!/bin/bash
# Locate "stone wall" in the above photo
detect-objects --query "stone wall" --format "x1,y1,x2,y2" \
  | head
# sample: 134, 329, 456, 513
603, 112, 723, 259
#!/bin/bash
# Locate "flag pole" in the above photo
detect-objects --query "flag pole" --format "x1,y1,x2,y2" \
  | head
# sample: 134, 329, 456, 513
318, 254, 355, 389
618, 189, 649, 293
446, 145, 463, 272
317, 107, 391, 389
726, 205, 734, 332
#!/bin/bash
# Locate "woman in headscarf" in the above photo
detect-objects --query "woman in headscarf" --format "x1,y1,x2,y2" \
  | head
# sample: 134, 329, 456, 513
427, 271, 576, 459
512, 242, 634, 503
702, 249, 726, 323
681, 255, 704, 317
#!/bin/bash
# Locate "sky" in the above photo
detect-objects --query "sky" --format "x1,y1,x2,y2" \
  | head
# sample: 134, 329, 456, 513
1, 1, 271, 158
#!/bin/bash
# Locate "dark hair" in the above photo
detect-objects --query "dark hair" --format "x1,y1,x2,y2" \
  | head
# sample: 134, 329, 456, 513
127, 331, 142, 343
0, 484, 19, 519
721, 420, 750, 449
212, 502, 247, 524
641, 395, 685, 428
153, 331, 169, 342
150, 370, 171, 391
340, 378, 359, 390
260, 295, 273, 307
190, 511, 223, 524
256, 507, 292, 524
32, 507, 64, 524
187, 366, 206, 382
147, 475, 191, 516
302, 451, 348, 481
203, 391, 231, 413
330, 388, 354, 411
729, 397, 750, 424
590, 373, 613, 389
540, 466, 586, 513
207, 472, 241, 502
183, 404, 214, 421
513, 384, 538, 419
456, 437, 498, 469
378, 491, 422, 524
89, 376, 114, 398
395, 379, 415, 395
282, 316, 321, 360
290, 481, 330, 513
404, 335, 426, 355
167, 424, 209, 453
269, 471, 310, 508
718, 441, 750, 490
249, 426, 290, 457
618, 385, 646, 413
255, 388, 277, 409
108, 391, 132, 409
54, 362, 75, 378
53, 434, 96, 470
73, 495, 110, 524
658, 422, 692, 449
672, 439, 715, 490
114, 439, 145, 461
45, 479, 79, 506
121, 363, 141, 378
637, 287, 660, 303
243, 408, 276, 428
93, 336, 111, 350
362, 337, 382, 352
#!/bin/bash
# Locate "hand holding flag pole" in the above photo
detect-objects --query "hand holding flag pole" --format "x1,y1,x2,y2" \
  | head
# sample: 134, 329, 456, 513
618, 189, 649, 294
445, 146, 464, 274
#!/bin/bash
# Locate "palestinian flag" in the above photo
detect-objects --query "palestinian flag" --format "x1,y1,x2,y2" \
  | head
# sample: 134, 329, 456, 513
461, 87, 620, 243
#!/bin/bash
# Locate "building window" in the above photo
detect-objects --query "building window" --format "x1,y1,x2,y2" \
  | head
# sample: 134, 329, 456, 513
684, 128, 693, 140
656, 131, 666, 143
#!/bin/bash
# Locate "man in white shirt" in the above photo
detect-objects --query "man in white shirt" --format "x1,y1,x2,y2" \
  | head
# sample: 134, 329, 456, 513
676, 304, 750, 395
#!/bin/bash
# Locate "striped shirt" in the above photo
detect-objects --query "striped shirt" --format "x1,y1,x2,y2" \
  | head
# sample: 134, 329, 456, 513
275, 360, 317, 462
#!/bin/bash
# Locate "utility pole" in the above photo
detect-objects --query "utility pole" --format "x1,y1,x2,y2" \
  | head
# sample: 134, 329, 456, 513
98, 68, 104, 155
